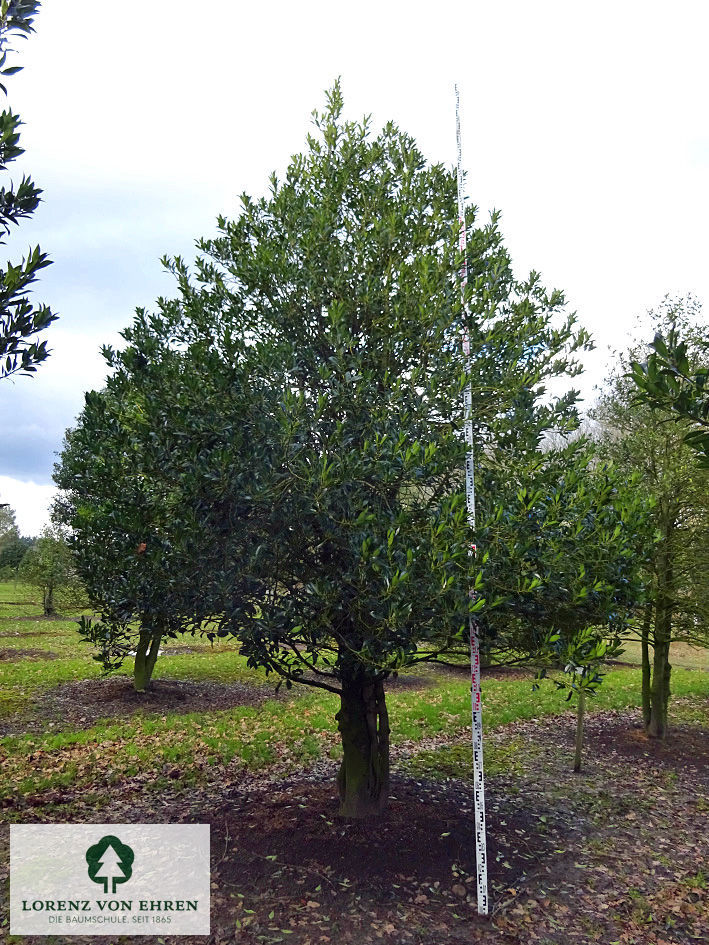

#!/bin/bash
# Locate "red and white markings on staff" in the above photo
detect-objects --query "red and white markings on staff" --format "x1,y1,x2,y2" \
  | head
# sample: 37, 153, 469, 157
455, 84, 489, 917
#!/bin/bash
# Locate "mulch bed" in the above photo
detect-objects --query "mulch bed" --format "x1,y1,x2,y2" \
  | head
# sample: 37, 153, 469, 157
0, 647, 61, 661
0, 677, 287, 736
36, 676, 282, 726
2, 709, 708, 944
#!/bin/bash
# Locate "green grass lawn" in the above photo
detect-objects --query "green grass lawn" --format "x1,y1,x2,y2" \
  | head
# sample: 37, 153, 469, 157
2, 582, 709, 806
618, 639, 709, 671
0, 579, 42, 617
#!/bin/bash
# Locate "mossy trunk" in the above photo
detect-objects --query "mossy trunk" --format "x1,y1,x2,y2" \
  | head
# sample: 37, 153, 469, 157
573, 689, 586, 773
641, 604, 653, 730
133, 627, 163, 693
336, 678, 390, 818
647, 632, 671, 738
647, 535, 673, 739
43, 584, 55, 617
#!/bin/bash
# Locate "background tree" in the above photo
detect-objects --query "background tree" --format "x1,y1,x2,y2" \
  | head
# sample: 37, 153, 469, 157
55, 380, 200, 691
593, 298, 709, 738
0, 504, 33, 576
0, 0, 56, 380
629, 297, 709, 466
18, 524, 82, 615
0, 501, 17, 548
53, 318, 269, 692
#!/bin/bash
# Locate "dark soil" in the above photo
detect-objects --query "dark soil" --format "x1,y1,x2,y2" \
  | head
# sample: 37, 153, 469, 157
385, 673, 434, 690
160, 645, 232, 655
482, 665, 534, 681
593, 713, 709, 770
40, 676, 282, 722
0, 677, 286, 736
2, 709, 708, 944
0, 647, 60, 660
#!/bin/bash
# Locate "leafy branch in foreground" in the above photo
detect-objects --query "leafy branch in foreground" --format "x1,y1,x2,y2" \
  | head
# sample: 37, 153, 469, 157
0, 0, 56, 381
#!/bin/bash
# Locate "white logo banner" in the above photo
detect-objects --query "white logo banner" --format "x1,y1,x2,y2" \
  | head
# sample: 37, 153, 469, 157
10, 824, 210, 935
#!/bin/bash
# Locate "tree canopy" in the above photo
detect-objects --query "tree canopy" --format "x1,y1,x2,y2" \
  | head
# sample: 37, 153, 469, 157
56, 84, 646, 816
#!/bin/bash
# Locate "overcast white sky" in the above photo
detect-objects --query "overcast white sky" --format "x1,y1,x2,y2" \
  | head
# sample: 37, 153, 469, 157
1, 0, 708, 534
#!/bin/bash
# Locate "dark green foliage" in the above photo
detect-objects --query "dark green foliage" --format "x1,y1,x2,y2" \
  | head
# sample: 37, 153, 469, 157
629, 300, 709, 466
180, 85, 597, 813
190, 86, 592, 690
54, 310, 272, 689
55, 85, 646, 811
0, 0, 56, 380
475, 440, 653, 664
0, 531, 32, 570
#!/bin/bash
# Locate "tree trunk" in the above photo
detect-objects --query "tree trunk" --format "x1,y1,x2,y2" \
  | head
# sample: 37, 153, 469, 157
145, 630, 162, 683
647, 534, 673, 739
133, 627, 162, 693
43, 584, 55, 617
641, 604, 652, 730
335, 678, 390, 818
648, 634, 671, 738
573, 688, 586, 773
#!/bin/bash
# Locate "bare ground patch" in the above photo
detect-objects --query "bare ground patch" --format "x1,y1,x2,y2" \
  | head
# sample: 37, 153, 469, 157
427, 661, 534, 682
41, 675, 283, 721
0, 676, 287, 736
0, 647, 61, 661
2, 709, 708, 943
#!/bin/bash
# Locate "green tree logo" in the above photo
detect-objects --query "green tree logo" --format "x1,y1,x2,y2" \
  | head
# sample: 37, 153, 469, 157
86, 835, 134, 894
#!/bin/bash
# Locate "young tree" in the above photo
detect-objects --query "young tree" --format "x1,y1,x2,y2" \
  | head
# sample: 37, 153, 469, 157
0, 1, 57, 380
535, 626, 624, 773
18, 524, 82, 615
593, 298, 709, 738
475, 438, 651, 771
